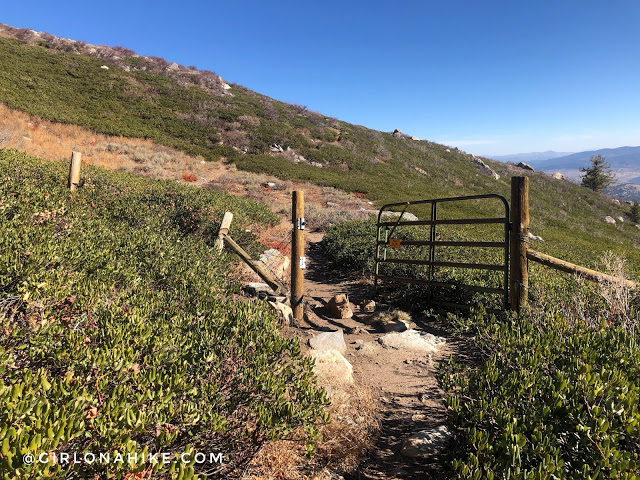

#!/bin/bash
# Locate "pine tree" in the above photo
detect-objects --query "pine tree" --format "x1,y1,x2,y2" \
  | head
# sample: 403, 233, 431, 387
631, 201, 640, 223
580, 155, 615, 192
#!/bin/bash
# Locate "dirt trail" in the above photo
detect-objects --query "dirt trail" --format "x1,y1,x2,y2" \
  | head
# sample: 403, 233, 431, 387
294, 232, 461, 479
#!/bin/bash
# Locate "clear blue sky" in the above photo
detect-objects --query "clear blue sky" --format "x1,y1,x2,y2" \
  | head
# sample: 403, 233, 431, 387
2, 1, 640, 155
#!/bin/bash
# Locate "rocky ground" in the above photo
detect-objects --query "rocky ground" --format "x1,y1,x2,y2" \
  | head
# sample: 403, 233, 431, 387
277, 233, 465, 480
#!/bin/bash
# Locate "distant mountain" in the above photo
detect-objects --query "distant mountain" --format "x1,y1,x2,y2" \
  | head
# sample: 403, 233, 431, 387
525, 146, 640, 183
488, 151, 574, 164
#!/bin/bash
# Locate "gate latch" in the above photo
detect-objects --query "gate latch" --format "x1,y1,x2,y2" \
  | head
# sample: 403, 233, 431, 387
297, 217, 306, 230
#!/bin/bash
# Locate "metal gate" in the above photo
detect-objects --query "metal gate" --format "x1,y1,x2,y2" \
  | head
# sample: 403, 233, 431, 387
374, 194, 510, 310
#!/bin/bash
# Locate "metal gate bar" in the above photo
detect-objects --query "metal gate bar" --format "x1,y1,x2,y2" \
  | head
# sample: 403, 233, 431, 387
375, 193, 510, 310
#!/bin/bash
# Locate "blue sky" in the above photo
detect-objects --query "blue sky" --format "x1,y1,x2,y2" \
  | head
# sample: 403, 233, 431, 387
2, 1, 640, 155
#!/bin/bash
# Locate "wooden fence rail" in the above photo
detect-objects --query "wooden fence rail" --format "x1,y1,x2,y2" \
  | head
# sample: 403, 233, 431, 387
527, 249, 638, 289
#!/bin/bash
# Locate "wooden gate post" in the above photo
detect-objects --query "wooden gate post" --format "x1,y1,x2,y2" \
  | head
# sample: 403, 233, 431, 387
68, 152, 82, 191
291, 191, 305, 322
510, 176, 529, 311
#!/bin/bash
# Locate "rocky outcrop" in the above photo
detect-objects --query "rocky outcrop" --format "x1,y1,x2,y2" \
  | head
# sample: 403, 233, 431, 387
516, 162, 535, 171
551, 172, 565, 181
471, 157, 500, 180
392, 128, 404, 138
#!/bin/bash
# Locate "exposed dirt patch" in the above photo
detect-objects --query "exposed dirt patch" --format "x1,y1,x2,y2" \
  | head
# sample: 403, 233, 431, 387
285, 232, 463, 480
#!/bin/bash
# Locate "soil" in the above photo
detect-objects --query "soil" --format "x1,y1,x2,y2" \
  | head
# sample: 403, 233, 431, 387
286, 232, 467, 480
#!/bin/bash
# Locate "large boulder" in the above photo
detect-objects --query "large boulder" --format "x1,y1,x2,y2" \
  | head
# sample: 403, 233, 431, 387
309, 329, 347, 354
551, 172, 565, 181
308, 349, 353, 385
327, 294, 354, 319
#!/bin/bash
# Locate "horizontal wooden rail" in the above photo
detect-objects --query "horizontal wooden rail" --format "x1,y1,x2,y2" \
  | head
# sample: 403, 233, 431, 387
527, 249, 638, 289
376, 240, 505, 248
376, 275, 504, 294
376, 258, 506, 271
377, 217, 507, 227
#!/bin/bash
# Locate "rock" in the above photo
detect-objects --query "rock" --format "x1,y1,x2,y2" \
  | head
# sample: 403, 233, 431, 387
100, 65, 109, 70
360, 300, 376, 313
378, 329, 445, 353
392, 128, 403, 138
516, 162, 535, 171
401, 426, 452, 457
309, 329, 347, 354
269, 301, 293, 326
223, 83, 231, 90
471, 157, 500, 180
243, 282, 272, 297
528, 231, 544, 242
551, 172, 565, 181
414, 166, 428, 175
446, 149, 451, 153
308, 349, 353, 384
326, 201, 339, 208
411, 136, 420, 141
310, 161, 324, 168
605, 216, 616, 224
617, 216, 624, 223
327, 294, 353, 319
636, 224, 640, 229
257, 248, 290, 279
269, 143, 283, 152
612, 198, 621, 205
381, 211, 419, 221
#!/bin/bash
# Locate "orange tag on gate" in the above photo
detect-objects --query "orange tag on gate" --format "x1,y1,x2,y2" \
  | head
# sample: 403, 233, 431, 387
389, 239, 402, 248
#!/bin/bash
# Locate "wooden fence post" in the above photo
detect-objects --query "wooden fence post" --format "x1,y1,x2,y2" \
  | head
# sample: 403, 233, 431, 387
510, 176, 529, 311
215, 212, 233, 252
68, 152, 82, 191
291, 191, 305, 323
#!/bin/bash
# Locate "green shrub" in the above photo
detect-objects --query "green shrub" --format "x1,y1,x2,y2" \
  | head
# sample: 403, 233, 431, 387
439, 308, 640, 479
0, 150, 327, 479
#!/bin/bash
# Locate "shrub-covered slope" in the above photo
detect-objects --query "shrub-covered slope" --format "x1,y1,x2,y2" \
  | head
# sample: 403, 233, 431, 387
0, 24, 638, 269
0, 150, 326, 479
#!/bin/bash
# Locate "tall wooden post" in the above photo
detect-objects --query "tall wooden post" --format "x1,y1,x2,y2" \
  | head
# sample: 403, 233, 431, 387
68, 152, 82, 191
291, 191, 305, 323
510, 176, 529, 311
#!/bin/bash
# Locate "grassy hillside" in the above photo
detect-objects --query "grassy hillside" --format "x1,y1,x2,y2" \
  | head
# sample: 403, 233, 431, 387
0, 150, 327, 479
0, 26, 638, 273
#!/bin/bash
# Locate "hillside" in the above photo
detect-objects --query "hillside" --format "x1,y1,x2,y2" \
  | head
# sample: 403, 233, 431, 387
0, 150, 328, 478
0, 23, 639, 273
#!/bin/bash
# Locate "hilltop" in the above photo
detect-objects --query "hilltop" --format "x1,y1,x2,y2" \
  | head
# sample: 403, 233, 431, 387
0, 22, 639, 272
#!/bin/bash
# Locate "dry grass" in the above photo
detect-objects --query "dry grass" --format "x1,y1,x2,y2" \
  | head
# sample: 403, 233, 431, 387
598, 251, 639, 332
0, 104, 375, 235
242, 382, 379, 480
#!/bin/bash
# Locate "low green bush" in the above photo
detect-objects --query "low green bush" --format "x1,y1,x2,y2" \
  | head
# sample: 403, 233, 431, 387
439, 308, 640, 479
0, 150, 327, 479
